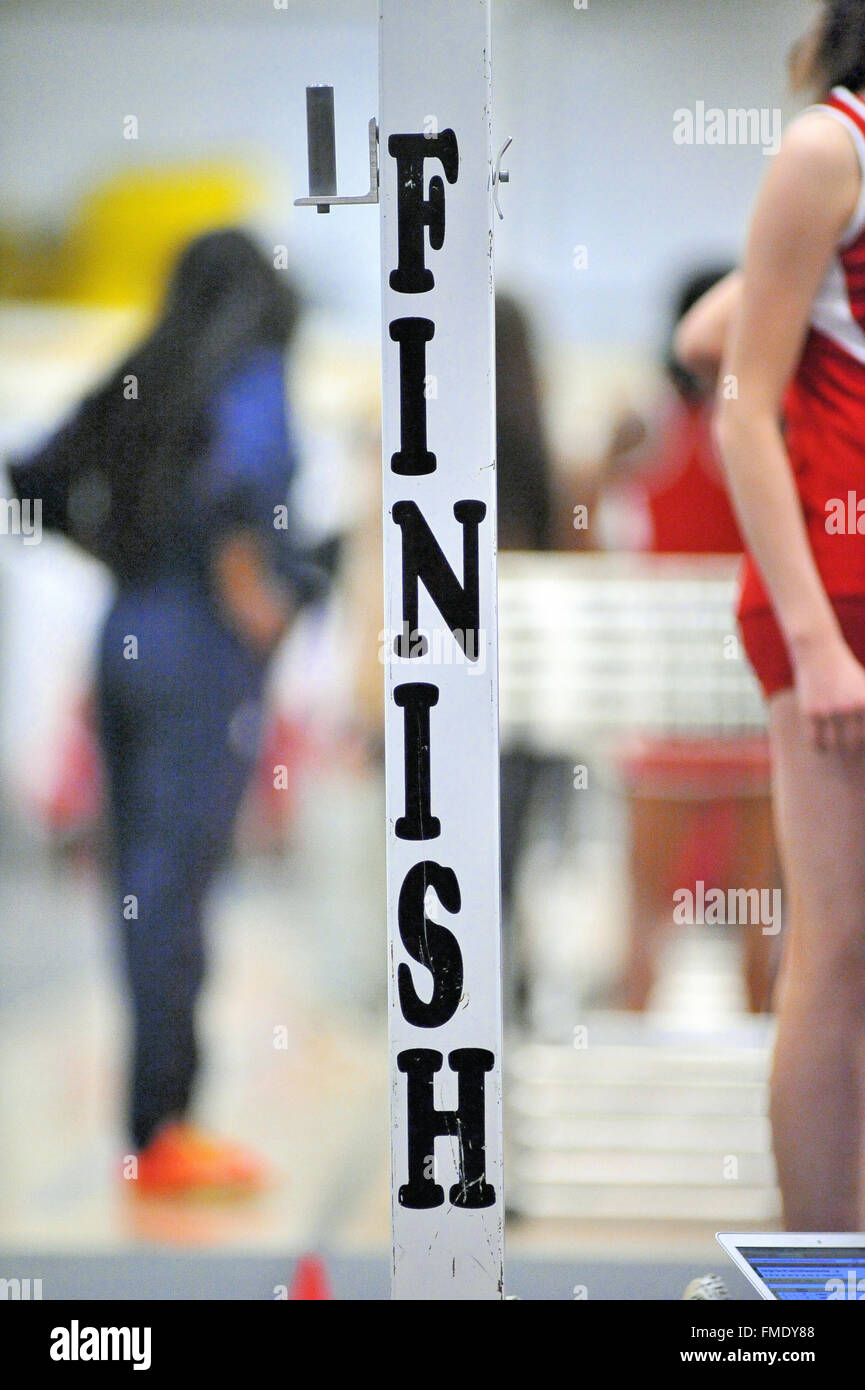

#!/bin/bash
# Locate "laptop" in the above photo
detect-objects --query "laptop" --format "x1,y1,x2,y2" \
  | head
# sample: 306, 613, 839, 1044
717, 1232, 865, 1300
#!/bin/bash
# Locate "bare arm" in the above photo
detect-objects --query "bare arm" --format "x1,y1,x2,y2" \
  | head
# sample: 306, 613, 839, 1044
674, 270, 743, 377
714, 111, 865, 749
213, 530, 295, 656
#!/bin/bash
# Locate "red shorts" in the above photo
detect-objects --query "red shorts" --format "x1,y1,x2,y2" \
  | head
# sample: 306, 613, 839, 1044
740, 595, 865, 699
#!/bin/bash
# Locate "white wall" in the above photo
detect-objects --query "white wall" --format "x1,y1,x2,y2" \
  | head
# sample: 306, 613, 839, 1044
1, 0, 814, 348
493, 0, 813, 345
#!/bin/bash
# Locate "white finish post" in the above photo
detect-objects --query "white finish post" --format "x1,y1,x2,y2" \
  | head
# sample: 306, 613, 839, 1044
379, 0, 504, 1300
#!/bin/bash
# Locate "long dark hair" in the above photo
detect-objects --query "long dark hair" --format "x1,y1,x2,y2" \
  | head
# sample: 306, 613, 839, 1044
797, 1, 865, 96
666, 265, 734, 402
20, 228, 299, 581
495, 291, 554, 551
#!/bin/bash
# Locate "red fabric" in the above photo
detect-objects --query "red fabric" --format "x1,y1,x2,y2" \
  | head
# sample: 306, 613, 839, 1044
617, 734, 770, 797
740, 594, 865, 698
739, 89, 865, 622
46, 696, 103, 836
643, 399, 743, 554
739, 331, 865, 619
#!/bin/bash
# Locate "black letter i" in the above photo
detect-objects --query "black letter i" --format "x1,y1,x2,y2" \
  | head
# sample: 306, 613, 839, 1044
394, 682, 440, 840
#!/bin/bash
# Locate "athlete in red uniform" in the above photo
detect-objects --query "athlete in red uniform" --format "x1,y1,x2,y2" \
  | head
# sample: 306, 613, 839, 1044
738, 82, 865, 695
678, 3, 865, 1231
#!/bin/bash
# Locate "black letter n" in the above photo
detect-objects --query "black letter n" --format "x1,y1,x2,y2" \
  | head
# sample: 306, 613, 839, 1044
392, 499, 486, 659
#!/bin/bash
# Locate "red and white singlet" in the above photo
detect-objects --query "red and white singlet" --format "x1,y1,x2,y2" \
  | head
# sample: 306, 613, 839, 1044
740, 87, 865, 693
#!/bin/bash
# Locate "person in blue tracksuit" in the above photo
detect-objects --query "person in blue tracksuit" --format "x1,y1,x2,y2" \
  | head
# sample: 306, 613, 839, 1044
12, 229, 322, 1193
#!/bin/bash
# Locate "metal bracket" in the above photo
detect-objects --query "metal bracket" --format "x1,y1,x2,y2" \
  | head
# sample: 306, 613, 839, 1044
492, 136, 512, 220
294, 85, 379, 213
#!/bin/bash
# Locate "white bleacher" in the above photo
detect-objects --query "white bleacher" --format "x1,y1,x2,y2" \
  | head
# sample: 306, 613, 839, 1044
498, 551, 766, 750
497, 552, 779, 1226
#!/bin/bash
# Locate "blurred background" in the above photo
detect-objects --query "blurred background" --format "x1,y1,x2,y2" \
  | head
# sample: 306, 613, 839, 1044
0, 0, 814, 1298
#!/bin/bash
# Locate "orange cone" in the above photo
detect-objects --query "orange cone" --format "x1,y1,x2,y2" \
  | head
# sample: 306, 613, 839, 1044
289, 1254, 333, 1300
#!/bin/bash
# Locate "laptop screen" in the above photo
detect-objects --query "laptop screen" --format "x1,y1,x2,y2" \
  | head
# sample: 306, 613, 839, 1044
740, 1246, 865, 1300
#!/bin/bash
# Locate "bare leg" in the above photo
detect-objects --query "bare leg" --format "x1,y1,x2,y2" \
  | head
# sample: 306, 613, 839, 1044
768, 690, 865, 1230
732, 794, 780, 1014
623, 794, 685, 1011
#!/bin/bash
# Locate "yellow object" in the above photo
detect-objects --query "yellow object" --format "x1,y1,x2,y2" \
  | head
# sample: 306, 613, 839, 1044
7, 162, 261, 309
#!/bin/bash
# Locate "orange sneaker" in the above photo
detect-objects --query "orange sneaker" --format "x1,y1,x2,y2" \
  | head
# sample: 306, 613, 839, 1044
130, 1122, 270, 1197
